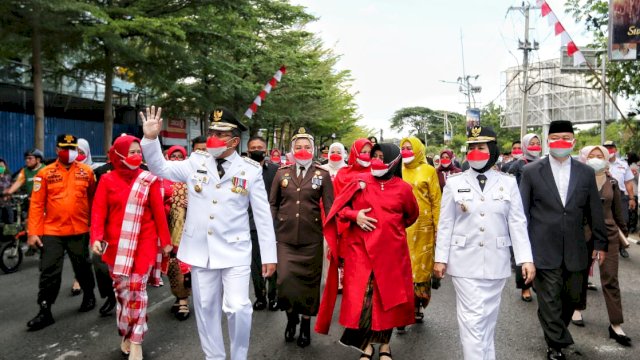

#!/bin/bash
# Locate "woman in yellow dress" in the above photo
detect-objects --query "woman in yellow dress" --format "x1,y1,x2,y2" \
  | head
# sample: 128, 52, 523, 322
399, 136, 441, 325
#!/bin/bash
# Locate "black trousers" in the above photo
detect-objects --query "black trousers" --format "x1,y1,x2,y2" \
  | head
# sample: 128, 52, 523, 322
250, 230, 277, 300
534, 267, 583, 349
576, 239, 595, 311
92, 253, 114, 300
38, 234, 95, 305
629, 195, 638, 232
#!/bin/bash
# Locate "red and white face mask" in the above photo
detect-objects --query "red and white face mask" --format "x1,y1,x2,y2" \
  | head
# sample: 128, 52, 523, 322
401, 149, 415, 164
512, 149, 524, 160
467, 149, 490, 170
526, 145, 542, 158
58, 149, 78, 165
206, 136, 228, 158
548, 140, 574, 158
294, 149, 313, 167
356, 152, 371, 168
440, 158, 451, 168
76, 153, 87, 162
329, 153, 343, 164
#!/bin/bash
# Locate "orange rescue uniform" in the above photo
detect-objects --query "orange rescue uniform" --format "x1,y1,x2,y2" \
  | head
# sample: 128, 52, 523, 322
28, 161, 96, 236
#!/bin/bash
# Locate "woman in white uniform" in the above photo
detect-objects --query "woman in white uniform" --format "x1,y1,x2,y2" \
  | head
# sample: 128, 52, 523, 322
434, 126, 536, 360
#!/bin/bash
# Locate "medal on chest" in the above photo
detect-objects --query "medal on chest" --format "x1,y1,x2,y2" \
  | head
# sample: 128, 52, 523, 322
311, 170, 323, 190
232, 176, 248, 195
281, 173, 291, 188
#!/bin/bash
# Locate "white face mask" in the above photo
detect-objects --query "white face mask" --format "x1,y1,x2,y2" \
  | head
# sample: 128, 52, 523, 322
402, 156, 414, 164
586, 158, 607, 173
356, 158, 371, 168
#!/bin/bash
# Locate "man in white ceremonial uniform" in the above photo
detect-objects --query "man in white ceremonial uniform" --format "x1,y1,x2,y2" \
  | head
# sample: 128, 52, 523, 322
434, 126, 535, 360
139, 106, 276, 360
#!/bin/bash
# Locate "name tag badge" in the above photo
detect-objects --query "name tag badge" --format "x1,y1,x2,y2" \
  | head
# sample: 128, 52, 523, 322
197, 169, 208, 174
458, 188, 471, 193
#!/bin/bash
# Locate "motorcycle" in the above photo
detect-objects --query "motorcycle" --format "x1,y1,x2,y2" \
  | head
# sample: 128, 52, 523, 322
1, 194, 30, 274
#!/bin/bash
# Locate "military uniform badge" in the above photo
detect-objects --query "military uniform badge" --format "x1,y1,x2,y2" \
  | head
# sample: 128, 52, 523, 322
232, 176, 248, 195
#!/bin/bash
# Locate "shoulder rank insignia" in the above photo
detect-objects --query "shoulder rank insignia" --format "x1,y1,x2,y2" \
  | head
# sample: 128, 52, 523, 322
243, 157, 260, 168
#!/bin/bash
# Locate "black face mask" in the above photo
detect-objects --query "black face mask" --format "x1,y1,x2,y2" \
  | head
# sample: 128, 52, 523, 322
248, 150, 266, 162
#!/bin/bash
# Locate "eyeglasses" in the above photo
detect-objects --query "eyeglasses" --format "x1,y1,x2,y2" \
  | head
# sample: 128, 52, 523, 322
208, 130, 233, 139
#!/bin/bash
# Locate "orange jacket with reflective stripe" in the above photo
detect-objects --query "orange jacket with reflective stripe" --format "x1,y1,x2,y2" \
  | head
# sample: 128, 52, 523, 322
28, 161, 96, 236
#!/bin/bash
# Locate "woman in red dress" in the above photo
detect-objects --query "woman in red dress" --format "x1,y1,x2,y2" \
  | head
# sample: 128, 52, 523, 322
317, 143, 419, 360
90, 135, 172, 360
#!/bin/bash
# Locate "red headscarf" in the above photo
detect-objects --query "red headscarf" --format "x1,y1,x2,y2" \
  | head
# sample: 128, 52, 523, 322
166, 145, 187, 160
347, 138, 373, 171
109, 135, 142, 183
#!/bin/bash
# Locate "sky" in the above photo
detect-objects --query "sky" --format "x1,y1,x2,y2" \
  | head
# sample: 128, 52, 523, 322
292, 0, 594, 138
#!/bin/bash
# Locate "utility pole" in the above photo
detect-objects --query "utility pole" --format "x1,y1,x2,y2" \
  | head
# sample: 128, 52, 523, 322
600, 55, 607, 145
509, 3, 539, 139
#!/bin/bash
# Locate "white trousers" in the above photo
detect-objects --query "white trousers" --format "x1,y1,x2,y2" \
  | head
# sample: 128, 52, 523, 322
452, 277, 507, 360
191, 266, 252, 360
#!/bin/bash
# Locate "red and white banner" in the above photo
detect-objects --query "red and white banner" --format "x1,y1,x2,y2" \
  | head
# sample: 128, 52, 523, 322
537, 0, 586, 66
244, 65, 286, 119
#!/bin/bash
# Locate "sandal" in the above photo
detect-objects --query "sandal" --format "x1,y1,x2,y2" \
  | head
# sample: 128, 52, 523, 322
359, 345, 375, 359
170, 299, 180, 314
175, 303, 190, 321
379, 345, 392, 360
415, 311, 424, 323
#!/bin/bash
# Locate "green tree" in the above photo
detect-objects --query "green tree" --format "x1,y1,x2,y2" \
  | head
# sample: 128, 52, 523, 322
565, 0, 640, 152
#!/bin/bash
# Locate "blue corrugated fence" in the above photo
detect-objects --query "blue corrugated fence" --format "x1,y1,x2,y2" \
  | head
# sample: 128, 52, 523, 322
0, 111, 137, 173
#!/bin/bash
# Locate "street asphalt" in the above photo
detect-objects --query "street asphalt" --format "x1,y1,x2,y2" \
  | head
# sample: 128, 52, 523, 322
1, 234, 639, 359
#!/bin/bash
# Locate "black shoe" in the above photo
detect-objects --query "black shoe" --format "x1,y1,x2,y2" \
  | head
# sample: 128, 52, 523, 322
415, 310, 424, 323
546, 347, 565, 360
297, 317, 311, 348
587, 282, 598, 291
99, 296, 116, 316
396, 326, 407, 335
571, 318, 585, 327
620, 248, 629, 258
285, 312, 299, 342
268, 298, 279, 311
253, 298, 267, 311
609, 325, 632, 346
79, 295, 96, 312
27, 301, 55, 331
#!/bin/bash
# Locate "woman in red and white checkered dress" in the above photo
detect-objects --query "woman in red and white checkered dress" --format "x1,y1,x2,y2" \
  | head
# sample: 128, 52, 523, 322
90, 135, 172, 360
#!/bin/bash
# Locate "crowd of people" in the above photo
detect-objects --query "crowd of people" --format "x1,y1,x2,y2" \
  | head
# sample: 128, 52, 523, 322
2, 107, 639, 360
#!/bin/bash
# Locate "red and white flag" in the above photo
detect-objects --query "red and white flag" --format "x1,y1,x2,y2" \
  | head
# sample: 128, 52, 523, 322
536, 0, 586, 66
244, 65, 287, 119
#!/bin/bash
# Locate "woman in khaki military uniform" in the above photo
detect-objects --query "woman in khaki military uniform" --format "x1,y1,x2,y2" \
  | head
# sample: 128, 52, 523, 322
269, 127, 334, 348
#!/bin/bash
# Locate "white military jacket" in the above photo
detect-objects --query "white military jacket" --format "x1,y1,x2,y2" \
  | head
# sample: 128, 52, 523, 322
141, 137, 277, 269
435, 168, 533, 279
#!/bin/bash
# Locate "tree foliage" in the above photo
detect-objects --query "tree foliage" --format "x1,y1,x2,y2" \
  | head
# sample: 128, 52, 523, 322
565, 0, 639, 152
0, 0, 361, 152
